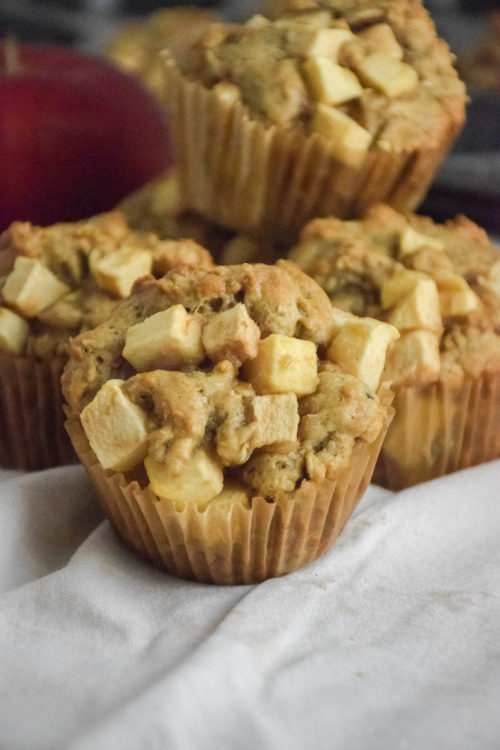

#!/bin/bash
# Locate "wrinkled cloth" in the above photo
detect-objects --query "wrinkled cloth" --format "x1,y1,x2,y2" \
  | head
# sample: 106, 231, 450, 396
0, 462, 499, 750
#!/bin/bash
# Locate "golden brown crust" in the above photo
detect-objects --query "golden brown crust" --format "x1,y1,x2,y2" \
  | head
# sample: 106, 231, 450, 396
0, 211, 214, 359
289, 204, 500, 384
62, 261, 390, 500
62, 260, 336, 411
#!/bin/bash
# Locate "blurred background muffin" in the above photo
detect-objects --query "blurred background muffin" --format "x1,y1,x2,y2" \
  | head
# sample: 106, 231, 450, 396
289, 203, 500, 488
162, 0, 466, 241
3, 0, 498, 233
0, 211, 213, 470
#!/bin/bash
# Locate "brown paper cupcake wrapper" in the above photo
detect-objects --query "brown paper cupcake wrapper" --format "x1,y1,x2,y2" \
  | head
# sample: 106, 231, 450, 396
65, 395, 393, 584
0, 352, 76, 470
374, 371, 500, 490
163, 56, 463, 242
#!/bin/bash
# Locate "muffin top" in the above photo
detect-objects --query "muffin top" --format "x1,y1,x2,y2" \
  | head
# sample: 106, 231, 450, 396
62, 261, 396, 505
173, 0, 465, 161
289, 204, 500, 386
0, 211, 213, 360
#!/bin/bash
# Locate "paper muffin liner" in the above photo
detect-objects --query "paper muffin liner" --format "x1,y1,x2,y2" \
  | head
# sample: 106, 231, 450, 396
163, 56, 463, 242
0, 352, 77, 470
374, 371, 500, 490
65, 392, 393, 584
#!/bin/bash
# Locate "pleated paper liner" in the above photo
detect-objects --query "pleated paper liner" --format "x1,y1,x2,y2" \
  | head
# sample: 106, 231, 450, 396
65, 390, 393, 584
0, 352, 77, 470
374, 371, 500, 491
163, 55, 464, 243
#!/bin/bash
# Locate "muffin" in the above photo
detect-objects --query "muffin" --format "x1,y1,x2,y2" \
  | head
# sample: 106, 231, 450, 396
118, 167, 282, 265
288, 203, 500, 489
0, 211, 213, 470
106, 6, 219, 101
62, 261, 396, 584
163, 0, 466, 242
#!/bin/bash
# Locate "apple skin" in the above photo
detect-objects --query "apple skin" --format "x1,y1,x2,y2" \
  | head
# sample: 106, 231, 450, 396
0, 43, 172, 230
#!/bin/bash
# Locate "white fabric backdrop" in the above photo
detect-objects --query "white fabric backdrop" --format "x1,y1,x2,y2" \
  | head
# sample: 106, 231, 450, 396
0, 461, 499, 750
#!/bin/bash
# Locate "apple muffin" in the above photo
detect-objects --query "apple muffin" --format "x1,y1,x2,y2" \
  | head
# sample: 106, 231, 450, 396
62, 261, 396, 584
0, 211, 213, 470
288, 203, 500, 489
163, 0, 466, 241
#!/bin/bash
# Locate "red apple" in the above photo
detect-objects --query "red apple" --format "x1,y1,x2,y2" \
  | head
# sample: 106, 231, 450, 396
0, 41, 172, 230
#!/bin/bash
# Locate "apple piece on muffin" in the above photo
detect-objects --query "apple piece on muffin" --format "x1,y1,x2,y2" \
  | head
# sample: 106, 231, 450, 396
89, 245, 153, 298
327, 317, 399, 392
2, 257, 70, 317
243, 333, 318, 396
123, 305, 204, 372
80, 379, 150, 472
0, 307, 30, 354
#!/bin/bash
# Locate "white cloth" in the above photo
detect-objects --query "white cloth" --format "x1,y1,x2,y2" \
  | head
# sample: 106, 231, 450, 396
0, 462, 499, 750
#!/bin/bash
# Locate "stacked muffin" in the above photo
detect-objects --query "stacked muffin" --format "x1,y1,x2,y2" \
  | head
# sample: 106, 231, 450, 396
0, 211, 213, 469
288, 204, 500, 488
162, 0, 465, 241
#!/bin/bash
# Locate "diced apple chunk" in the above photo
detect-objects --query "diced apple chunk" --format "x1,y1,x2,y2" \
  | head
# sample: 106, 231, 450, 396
388, 330, 441, 383
435, 271, 480, 316
243, 334, 318, 395
145, 449, 223, 506
303, 57, 363, 105
359, 23, 403, 59
380, 269, 428, 309
202, 303, 260, 366
387, 277, 442, 332
123, 305, 204, 372
0, 306, 30, 354
81, 379, 149, 472
356, 52, 418, 97
311, 104, 372, 167
327, 317, 399, 392
331, 306, 356, 335
253, 393, 299, 447
399, 226, 444, 257
90, 246, 153, 298
286, 25, 354, 59
2, 257, 70, 317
